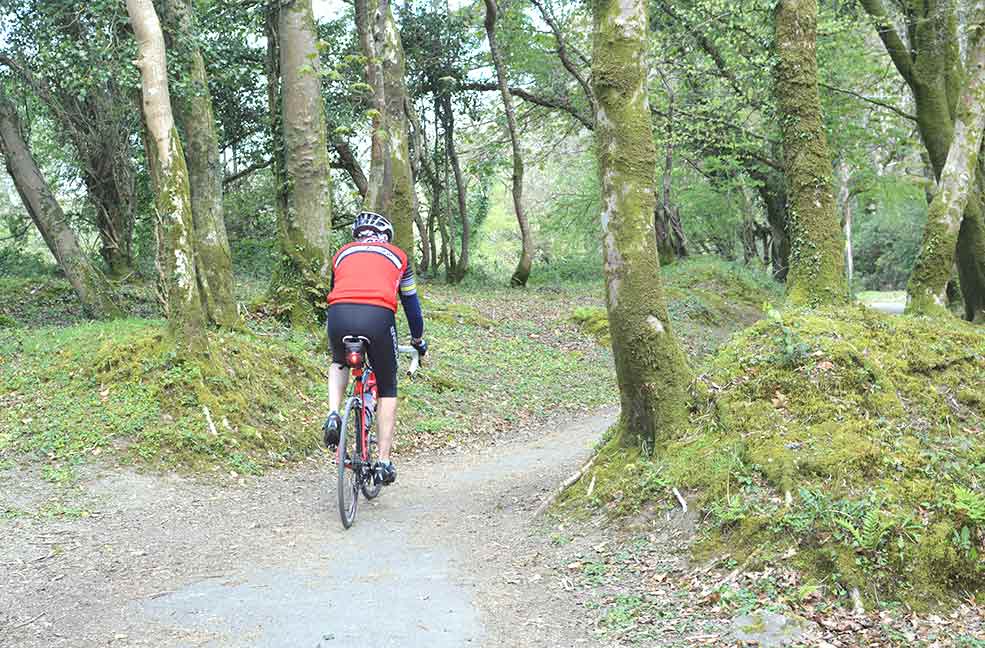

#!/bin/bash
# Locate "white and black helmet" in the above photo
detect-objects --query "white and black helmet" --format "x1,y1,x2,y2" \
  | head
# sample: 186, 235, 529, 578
352, 211, 394, 242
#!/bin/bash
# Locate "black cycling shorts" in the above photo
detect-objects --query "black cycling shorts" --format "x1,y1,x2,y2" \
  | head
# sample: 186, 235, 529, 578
326, 303, 399, 397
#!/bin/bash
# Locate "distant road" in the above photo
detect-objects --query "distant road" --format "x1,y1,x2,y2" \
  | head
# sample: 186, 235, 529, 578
858, 291, 906, 315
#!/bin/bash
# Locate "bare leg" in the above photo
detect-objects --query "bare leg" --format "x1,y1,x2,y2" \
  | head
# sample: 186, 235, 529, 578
376, 396, 397, 461
328, 363, 349, 412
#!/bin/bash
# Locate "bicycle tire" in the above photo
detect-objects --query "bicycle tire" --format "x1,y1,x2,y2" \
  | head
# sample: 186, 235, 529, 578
361, 418, 382, 500
337, 397, 361, 529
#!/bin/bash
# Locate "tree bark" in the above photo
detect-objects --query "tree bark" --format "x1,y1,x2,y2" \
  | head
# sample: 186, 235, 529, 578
0, 53, 137, 278
380, 5, 417, 266
837, 162, 855, 290
0, 90, 120, 319
127, 0, 208, 354
265, 0, 334, 327
592, 0, 690, 449
908, 22, 985, 316
861, 0, 985, 320
773, 0, 847, 306
355, 0, 390, 210
160, 0, 238, 328
755, 171, 791, 280
483, 0, 533, 287
405, 97, 431, 272
440, 95, 469, 282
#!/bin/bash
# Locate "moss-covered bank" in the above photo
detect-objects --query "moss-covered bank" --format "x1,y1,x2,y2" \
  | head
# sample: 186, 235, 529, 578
0, 320, 324, 474
564, 306, 985, 609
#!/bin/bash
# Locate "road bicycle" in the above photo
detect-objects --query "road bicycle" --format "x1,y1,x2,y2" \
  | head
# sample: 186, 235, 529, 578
335, 335, 420, 529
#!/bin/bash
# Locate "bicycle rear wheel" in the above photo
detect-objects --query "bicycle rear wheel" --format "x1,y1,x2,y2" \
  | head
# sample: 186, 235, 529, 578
361, 418, 382, 500
337, 398, 361, 529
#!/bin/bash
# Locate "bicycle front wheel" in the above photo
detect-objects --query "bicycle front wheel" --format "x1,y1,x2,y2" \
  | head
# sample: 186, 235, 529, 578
337, 398, 361, 529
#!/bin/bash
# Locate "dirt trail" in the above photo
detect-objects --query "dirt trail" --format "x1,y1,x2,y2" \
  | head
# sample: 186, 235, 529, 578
1, 409, 616, 648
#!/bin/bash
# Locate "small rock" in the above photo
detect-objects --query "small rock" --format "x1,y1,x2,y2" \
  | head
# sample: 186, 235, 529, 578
732, 610, 807, 647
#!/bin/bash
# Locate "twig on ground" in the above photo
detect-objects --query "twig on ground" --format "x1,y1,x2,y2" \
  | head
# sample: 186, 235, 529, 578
851, 587, 865, 615
586, 474, 597, 498
672, 487, 688, 513
202, 406, 217, 436
533, 455, 596, 517
700, 546, 763, 599
10, 612, 44, 630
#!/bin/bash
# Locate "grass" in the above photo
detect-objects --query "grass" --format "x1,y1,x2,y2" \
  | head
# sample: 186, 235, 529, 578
570, 257, 782, 358
0, 274, 617, 474
564, 304, 985, 609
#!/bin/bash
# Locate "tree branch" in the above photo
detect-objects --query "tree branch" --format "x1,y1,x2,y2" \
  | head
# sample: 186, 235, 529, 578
819, 81, 916, 121
223, 157, 271, 186
529, 0, 597, 121
858, 0, 915, 87
461, 81, 593, 130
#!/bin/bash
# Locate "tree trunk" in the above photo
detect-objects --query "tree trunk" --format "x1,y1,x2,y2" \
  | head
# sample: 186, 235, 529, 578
265, 0, 334, 327
355, 0, 391, 211
861, 0, 985, 320
0, 90, 120, 319
591, 0, 690, 450
380, 5, 417, 266
440, 95, 469, 282
756, 176, 791, 280
127, 0, 207, 354
908, 26, 985, 316
161, 0, 238, 328
483, 0, 533, 287
773, 0, 846, 306
405, 99, 431, 272
837, 162, 855, 290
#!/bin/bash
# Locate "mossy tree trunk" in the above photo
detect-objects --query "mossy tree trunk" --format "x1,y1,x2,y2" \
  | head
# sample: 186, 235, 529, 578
439, 94, 470, 282
354, 0, 419, 265
591, 0, 691, 450
405, 97, 432, 272
161, 0, 238, 328
0, 89, 121, 319
355, 0, 390, 212
861, 0, 985, 320
265, 0, 333, 328
483, 0, 534, 287
380, 5, 417, 264
907, 20, 985, 315
1, 39, 137, 278
773, 0, 847, 306
127, 0, 208, 354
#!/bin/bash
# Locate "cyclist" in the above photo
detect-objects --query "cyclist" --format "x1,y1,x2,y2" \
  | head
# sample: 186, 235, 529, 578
322, 211, 427, 486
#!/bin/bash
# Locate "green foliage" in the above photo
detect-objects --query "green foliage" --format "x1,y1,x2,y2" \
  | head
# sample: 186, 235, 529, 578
570, 258, 781, 357
571, 305, 985, 609
0, 277, 617, 472
853, 177, 928, 291
0, 319, 326, 472
0, 245, 57, 278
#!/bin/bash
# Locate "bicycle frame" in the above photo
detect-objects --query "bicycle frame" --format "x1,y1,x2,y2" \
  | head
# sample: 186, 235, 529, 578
338, 362, 376, 478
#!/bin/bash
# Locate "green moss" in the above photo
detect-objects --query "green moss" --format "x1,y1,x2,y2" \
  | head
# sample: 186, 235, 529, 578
571, 306, 610, 345
571, 305, 985, 609
571, 258, 781, 348
422, 298, 495, 329
0, 319, 323, 473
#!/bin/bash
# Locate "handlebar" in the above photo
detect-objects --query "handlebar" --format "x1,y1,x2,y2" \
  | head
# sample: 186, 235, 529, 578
397, 345, 421, 376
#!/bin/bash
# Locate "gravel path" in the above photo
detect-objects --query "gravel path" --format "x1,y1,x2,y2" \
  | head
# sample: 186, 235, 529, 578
1, 409, 616, 647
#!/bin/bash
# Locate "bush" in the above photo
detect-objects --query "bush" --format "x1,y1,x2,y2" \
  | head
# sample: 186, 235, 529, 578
0, 246, 57, 278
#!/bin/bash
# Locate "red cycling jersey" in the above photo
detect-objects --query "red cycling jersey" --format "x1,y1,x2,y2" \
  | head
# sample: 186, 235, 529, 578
326, 241, 415, 312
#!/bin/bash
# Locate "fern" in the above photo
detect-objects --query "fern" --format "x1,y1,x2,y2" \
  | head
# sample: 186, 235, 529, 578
836, 509, 892, 551
860, 509, 891, 551
953, 486, 985, 524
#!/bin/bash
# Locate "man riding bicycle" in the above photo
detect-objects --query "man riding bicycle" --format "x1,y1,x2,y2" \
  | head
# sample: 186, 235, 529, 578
323, 211, 427, 486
